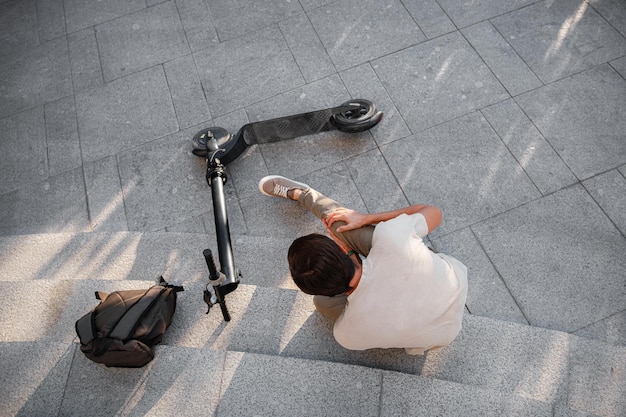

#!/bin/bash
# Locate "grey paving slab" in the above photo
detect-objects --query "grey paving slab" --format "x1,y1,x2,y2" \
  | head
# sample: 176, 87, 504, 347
0, 341, 74, 417
217, 351, 381, 417
230, 235, 297, 289
60, 345, 224, 417
481, 98, 577, 195
208, 286, 308, 355
589, 0, 626, 37
422, 314, 571, 404
491, 0, 626, 84
259, 128, 376, 180
163, 55, 211, 129
67, 27, 104, 91
566, 335, 626, 416
462, 21, 543, 96
380, 112, 540, 235
210, 107, 250, 135
0, 0, 38, 56
611, 55, 626, 76
339, 63, 412, 146
44, 96, 82, 176
63, 0, 146, 33
472, 184, 626, 333
75, 66, 178, 163
372, 32, 509, 133
227, 143, 269, 199
208, 0, 303, 41
516, 65, 626, 180
83, 156, 129, 232
308, 0, 426, 71
433, 227, 528, 325
0, 37, 73, 119
194, 25, 304, 117
115, 128, 245, 233
344, 149, 410, 214
0, 279, 78, 342
381, 371, 552, 417
302, 164, 372, 215
95, 1, 190, 82
0, 232, 212, 283
299, 0, 333, 11
575, 310, 626, 347
0, 280, 160, 344
402, 0, 456, 39
584, 169, 626, 236
438, 0, 537, 28
175, 0, 219, 52
38, 0, 66, 41
279, 14, 336, 83
244, 74, 350, 123
241, 190, 322, 240
0, 168, 89, 236
553, 405, 603, 417
164, 213, 207, 233
0, 107, 47, 195
161, 282, 303, 352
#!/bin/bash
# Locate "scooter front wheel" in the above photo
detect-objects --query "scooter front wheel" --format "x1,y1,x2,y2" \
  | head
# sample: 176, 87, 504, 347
192, 127, 232, 158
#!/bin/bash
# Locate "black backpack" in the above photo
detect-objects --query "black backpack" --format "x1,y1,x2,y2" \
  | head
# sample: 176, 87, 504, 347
75, 277, 184, 368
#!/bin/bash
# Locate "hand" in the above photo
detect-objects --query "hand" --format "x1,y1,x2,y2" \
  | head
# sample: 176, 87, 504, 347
324, 207, 369, 233
322, 218, 351, 252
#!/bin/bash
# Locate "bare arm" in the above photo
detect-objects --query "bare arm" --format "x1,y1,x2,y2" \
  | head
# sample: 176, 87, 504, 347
324, 204, 442, 234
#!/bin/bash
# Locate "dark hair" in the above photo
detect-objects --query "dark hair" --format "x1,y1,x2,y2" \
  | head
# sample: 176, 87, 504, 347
287, 233, 354, 296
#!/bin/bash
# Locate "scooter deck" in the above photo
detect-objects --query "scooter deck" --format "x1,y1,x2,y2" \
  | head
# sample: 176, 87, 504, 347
241, 103, 356, 144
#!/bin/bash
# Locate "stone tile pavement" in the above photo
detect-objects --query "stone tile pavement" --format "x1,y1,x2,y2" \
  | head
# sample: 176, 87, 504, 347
1, 0, 625, 415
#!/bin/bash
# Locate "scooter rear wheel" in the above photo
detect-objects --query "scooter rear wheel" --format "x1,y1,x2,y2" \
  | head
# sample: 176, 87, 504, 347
330, 99, 382, 133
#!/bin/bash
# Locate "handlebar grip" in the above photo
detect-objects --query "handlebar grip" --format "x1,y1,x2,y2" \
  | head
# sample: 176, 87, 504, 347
203, 249, 219, 281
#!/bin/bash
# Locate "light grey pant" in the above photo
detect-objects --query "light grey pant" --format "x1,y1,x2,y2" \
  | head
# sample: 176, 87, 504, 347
298, 188, 374, 321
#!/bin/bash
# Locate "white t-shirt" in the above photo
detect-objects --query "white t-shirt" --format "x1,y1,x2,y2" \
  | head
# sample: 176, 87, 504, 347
333, 213, 468, 353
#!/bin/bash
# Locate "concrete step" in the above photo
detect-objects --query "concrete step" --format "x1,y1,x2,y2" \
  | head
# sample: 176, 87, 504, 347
0, 231, 296, 289
1, 278, 625, 416
3, 341, 555, 417
1, 231, 625, 416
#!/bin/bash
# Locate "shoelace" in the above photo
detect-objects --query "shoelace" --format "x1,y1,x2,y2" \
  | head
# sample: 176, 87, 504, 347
273, 183, 290, 198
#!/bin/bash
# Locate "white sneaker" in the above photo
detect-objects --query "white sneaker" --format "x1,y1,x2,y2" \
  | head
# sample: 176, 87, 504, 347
258, 175, 310, 200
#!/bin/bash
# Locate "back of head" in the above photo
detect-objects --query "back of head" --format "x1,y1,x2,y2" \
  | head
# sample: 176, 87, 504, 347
288, 233, 354, 296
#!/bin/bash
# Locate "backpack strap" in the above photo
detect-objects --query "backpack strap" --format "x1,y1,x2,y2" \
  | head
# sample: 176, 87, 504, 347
158, 276, 184, 293
75, 278, 184, 345
95, 291, 108, 301
75, 307, 97, 345
108, 286, 167, 342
